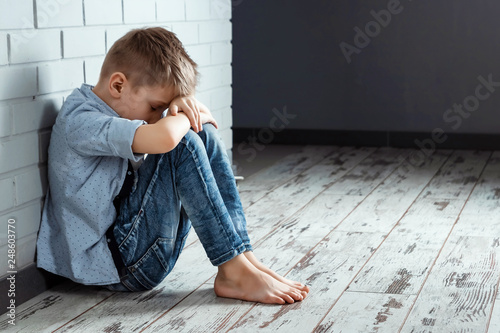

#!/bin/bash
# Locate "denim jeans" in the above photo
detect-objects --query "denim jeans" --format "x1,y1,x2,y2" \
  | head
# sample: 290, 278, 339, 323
105, 124, 252, 291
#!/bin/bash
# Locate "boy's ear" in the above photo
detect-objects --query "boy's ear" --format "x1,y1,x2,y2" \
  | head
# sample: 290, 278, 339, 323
108, 72, 127, 98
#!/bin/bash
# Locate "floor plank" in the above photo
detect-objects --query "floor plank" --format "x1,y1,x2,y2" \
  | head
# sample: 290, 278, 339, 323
0, 281, 113, 332
314, 292, 415, 333
238, 145, 338, 208
401, 235, 500, 333
335, 150, 452, 233
348, 150, 490, 295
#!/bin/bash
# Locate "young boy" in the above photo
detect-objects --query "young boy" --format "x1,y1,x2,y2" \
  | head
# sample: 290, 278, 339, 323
36, 27, 309, 304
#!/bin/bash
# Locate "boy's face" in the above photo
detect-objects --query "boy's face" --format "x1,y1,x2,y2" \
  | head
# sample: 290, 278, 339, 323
114, 82, 178, 124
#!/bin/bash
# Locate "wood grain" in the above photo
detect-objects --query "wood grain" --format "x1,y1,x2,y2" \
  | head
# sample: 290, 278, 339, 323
2, 147, 498, 332
348, 150, 490, 296
314, 292, 414, 333
401, 235, 500, 332
0, 281, 113, 332
238, 145, 338, 208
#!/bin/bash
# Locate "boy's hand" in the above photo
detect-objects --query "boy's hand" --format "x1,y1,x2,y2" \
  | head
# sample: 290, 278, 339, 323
168, 95, 205, 132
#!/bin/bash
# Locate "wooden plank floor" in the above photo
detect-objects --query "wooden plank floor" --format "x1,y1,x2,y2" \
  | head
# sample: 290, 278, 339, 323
1, 145, 500, 333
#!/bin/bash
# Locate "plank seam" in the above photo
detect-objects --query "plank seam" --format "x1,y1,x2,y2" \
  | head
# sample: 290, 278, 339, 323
51, 292, 117, 332
241, 146, 341, 209
398, 150, 494, 333
310, 149, 454, 333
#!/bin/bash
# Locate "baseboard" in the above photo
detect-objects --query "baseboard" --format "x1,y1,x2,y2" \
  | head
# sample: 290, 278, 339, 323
0, 264, 67, 315
233, 128, 500, 150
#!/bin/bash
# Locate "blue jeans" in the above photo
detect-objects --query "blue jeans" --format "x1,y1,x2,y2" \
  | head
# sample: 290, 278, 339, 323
105, 124, 252, 291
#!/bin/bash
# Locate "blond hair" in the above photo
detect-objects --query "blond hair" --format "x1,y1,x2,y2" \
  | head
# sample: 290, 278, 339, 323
100, 27, 198, 96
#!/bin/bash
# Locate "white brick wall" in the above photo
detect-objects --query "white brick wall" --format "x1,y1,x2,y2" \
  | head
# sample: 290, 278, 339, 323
0, 0, 234, 278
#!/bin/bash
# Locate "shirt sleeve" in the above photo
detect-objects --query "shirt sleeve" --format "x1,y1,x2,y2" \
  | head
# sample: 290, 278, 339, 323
65, 104, 145, 161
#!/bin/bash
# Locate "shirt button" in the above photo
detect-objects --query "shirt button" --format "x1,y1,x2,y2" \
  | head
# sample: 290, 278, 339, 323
127, 171, 132, 175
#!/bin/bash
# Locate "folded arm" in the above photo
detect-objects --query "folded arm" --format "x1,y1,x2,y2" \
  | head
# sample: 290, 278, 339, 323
132, 96, 218, 154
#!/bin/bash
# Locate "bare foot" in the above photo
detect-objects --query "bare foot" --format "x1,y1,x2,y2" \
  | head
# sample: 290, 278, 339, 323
244, 251, 310, 296
214, 254, 305, 304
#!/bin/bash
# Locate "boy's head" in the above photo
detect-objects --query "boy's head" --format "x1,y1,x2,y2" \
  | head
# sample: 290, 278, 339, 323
100, 27, 198, 95
94, 27, 198, 123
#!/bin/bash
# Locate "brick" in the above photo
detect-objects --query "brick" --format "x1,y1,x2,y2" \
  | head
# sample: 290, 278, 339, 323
123, 0, 156, 24
210, 0, 232, 20
0, 105, 11, 138
0, 33, 8, 65
226, 106, 233, 129
84, 0, 122, 25
212, 106, 232, 130
0, 66, 37, 100
12, 233, 38, 270
0, 0, 34, 30
12, 96, 63, 135
211, 108, 222, 122
36, 0, 84, 28
211, 109, 227, 131
219, 127, 232, 150
199, 21, 231, 43
195, 91, 211, 110
0, 247, 6, 275
63, 28, 105, 58
221, 64, 232, 85
39, 130, 51, 163
211, 42, 232, 65
10, 29, 61, 64
185, 44, 211, 67
0, 201, 42, 240
84, 56, 105, 85
106, 26, 135, 51
185, 0, 211, 21
15, 166, 47, 205
171, 22, 199, 46
38, 59, 84, 94
198, 65, 227, 91
0, 177, 15, 211
0, 132, 39, 174
210, 86, 232, 110
157, 0, 185, 22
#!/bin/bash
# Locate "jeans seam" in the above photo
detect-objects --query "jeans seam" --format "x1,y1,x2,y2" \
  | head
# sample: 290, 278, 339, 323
118, 155, 165, 250
182, 139, 241, 258
118, 208, 143, 249
211, 243, 247, 266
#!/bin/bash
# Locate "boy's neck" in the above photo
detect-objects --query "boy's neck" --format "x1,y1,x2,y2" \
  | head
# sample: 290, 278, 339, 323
92, 81, 119, 115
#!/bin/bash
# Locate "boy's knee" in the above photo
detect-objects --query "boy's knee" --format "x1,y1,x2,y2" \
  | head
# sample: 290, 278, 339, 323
183, 129, 204, 148
200, 124, 223, 145
199, 123, 218, 141
182, 125, 225, 153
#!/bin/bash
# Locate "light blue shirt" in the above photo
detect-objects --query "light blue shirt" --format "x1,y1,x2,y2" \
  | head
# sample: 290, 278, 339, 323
37, 84, 144, 285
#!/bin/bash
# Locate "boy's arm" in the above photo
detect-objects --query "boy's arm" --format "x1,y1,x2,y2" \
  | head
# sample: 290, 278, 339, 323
132, 112, 191, 154
132, 96, 218, 154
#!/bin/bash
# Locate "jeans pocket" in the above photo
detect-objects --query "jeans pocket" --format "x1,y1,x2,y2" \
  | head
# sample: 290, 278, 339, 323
128, 237, 175, 290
